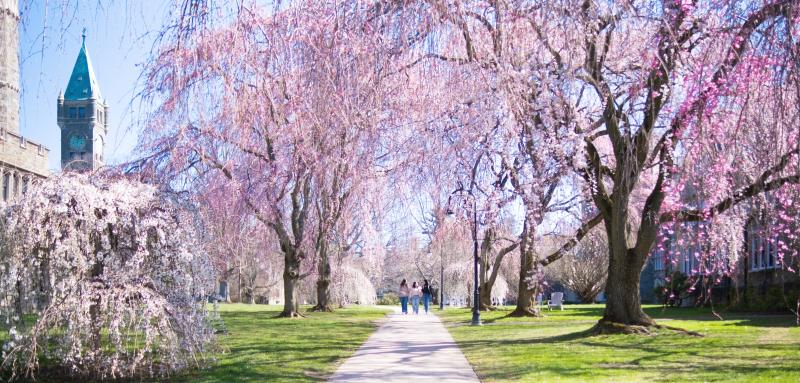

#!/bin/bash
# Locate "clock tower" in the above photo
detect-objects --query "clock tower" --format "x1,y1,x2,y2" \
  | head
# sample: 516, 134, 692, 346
58, 31, 108, 172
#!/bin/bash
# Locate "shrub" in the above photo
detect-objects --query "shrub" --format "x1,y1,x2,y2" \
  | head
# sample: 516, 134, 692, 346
377, 292, 400, 305
654, 271, 694, 307
0, 174, 216, 381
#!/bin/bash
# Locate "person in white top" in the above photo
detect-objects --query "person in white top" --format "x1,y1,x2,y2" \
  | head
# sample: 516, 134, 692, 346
410, 281, 423, 314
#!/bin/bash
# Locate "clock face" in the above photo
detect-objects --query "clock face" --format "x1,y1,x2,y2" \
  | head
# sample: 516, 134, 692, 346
69, 135, 87, 151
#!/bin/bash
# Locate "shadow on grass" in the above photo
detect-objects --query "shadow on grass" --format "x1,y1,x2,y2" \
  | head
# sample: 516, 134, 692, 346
461, 305, 797, 329
469, 357, 800, 383
457, 329, 800, 382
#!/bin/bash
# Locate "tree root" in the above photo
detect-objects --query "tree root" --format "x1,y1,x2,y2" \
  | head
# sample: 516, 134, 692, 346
654, 324, 703, 337
591, 319, 703, 337
308, 304, 334, 312
505, 307, 542, 318
276, 310, 306, 318
591, 320, 653, 335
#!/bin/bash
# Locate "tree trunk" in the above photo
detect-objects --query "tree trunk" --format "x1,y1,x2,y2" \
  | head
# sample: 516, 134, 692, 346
310, 245, 333, 312
310, 271, 333, 312
89, 260, 104, 354
509, 220, 540, 317
594, 209, 655, 333
278, 250, 303, 318
238, 263, 242, 303
509, 246, 539, 317
479, 282, 494, 310
600, 250, 652, 323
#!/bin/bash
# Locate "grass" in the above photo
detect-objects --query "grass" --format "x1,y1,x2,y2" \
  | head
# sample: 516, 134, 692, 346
437, 304, 800, 383
173, 304, 390, 383
1, 304, 390, 383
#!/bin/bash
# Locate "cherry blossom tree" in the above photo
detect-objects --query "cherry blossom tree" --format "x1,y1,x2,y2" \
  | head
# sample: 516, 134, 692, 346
139, 0, 800, 330
197, 182, 281, 304
558, 0, 800, 332
0, 174, 215, 381
377, 0, 800, 331
376, 0, 587, 316
138, 1, 397, 317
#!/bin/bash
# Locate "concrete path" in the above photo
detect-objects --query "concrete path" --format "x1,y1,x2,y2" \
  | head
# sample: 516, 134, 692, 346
328, 308, 480, 383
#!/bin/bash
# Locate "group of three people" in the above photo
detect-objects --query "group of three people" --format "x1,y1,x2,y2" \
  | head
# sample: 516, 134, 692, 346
398, 279, 433, 314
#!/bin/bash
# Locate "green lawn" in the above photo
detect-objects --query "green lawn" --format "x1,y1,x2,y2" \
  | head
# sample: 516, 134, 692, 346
1, 304, 390, 382
173, 304, 389, 382
438, 304, 800, 383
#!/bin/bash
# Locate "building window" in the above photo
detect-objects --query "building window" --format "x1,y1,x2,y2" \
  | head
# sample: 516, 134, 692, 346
2, 174, 8, 202
653, 251, 664, 271
748, 222, 778, 271
679, 244, 700, 275
681, 251, 692, 274
78, 107, 86, 118
69, 107, 77, 118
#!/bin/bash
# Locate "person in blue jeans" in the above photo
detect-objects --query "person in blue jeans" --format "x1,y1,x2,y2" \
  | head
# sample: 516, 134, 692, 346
410, 281, 422, 314
421, 279, 432, 314
399, 279, 410, 314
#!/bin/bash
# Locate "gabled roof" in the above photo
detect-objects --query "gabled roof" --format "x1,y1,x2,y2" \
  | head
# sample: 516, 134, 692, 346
64, 33, 101, 100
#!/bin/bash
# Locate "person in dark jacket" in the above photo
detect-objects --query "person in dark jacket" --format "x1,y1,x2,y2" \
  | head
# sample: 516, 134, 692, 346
421, 279, 433, 314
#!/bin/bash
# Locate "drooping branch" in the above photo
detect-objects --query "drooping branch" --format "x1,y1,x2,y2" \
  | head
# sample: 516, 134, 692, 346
541, 214, 603, 266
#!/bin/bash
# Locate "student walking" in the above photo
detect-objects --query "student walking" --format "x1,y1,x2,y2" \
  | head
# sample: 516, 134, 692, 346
410, 281, 422, 314
421, 279, 433, 314
399, 279, 410, 314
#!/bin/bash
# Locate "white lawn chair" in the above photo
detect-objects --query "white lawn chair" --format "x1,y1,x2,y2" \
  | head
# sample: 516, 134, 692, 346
548, 292, 564, 311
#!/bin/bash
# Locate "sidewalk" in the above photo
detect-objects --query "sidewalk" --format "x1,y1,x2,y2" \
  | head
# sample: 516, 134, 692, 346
328, 308, 480, 383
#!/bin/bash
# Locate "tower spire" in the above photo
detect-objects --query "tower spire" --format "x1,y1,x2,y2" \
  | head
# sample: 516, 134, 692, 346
64, 31, 101, 100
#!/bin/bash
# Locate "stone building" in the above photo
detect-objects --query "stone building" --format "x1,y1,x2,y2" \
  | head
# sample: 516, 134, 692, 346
0, 0, 49, 202
641, 211, 800, 308
57, 31, 108, 172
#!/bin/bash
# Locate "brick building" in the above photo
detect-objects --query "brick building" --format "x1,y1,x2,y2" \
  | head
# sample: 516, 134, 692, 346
0, 0, 49, 201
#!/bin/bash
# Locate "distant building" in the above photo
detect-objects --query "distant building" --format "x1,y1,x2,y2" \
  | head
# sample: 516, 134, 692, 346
641, 208, 800, 308
58, 31, 108, 172
0, 0, 50, 202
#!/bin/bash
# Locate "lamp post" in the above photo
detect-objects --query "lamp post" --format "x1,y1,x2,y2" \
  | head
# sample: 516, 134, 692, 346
447, 189, 481, 326
440, 252, 445, 310
469, 196, 481, 326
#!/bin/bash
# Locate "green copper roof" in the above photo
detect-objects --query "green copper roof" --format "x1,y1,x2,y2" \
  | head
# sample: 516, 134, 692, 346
64, 33, 101, 100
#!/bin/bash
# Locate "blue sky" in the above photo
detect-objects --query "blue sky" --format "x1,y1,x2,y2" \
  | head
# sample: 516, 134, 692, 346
17, 1, 171, 172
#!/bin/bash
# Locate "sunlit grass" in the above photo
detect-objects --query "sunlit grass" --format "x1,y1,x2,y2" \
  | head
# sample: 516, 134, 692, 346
173, 304, 390, 383
1, 304, 390, 382
438, 304, 800, 383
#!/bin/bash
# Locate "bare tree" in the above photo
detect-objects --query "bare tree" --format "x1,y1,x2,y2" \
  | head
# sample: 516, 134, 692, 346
552, 230, 608, 303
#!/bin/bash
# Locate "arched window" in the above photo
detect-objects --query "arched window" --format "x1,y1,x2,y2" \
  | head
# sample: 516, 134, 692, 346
2, 173, 9, 202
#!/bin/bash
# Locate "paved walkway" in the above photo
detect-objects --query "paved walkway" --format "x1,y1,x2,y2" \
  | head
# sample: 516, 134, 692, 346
328, 308, 480, 383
